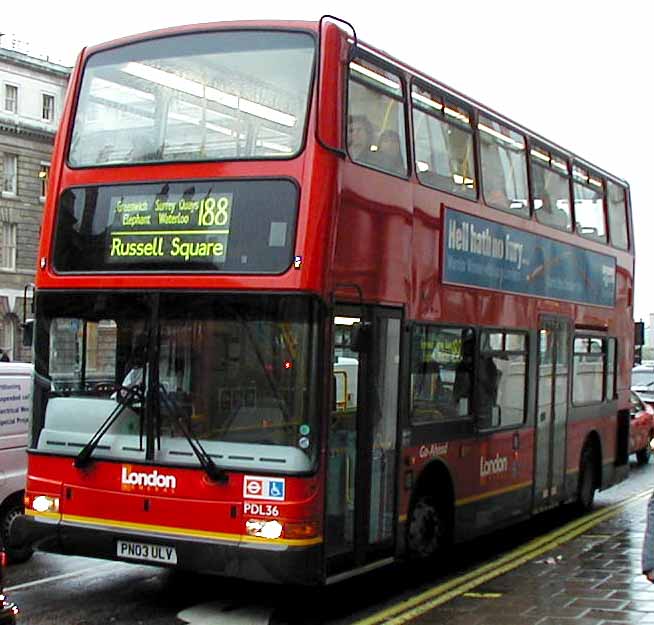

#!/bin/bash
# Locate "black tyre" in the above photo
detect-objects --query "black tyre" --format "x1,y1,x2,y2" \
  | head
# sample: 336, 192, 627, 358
406, 494, 450, 559
577, 446, 597, 513
0, 500, 33, 564
637, 434, 653, 465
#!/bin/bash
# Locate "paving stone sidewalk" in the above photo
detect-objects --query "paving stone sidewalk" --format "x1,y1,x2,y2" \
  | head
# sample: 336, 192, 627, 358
414, 465, 654, 625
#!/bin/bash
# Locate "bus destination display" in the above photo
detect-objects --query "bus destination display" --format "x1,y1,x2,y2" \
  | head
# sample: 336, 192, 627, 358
107, 192, 233, 265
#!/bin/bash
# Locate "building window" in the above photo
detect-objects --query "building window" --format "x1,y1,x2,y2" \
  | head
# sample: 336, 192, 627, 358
0, 223, 16, 270
2, 154, 18, 195
4, 85, 18, 113
39, 163, 50, 200
42, 93, 55, 121
0, 316, 14, 361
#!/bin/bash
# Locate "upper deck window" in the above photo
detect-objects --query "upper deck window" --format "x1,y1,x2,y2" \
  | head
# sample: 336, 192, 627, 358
530, 147, 572, 232
347, 59, 408, 177
479, 117, 529, 217
69, 31, 315, 167
607, 181, 629, 250
573, 166, 606, 242
412, 85, 476, 199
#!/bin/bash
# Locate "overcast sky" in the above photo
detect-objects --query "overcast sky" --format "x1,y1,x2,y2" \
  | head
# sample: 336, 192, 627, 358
5, 0, 651, 320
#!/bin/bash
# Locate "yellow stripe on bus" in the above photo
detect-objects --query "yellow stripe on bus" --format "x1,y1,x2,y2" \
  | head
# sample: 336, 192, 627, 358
29, 510, 322, 547
455, 481, 533, 507
25, 510, 60, 521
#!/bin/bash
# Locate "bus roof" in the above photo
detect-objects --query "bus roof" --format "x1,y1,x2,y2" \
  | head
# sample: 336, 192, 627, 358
76, 17, 627, 187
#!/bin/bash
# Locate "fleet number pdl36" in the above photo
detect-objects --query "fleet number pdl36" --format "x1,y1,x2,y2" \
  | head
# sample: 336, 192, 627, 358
243, 502, 280, 517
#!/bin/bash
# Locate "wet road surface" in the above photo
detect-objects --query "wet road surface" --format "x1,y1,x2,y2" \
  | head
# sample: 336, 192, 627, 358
6, 458, 654, 625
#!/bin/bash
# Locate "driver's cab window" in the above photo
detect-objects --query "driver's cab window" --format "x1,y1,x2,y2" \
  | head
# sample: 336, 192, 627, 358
49, 319, 118, 392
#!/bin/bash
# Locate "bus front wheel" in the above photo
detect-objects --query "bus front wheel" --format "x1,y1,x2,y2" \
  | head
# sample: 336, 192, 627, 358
407, 494, 450, 559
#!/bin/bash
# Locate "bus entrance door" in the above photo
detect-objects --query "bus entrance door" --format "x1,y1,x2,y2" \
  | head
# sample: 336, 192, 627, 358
534, 317, 570, 510
326, 308, 401, 579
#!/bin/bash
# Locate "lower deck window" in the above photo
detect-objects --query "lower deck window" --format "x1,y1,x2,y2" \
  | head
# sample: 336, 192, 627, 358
410, 326, 473, 423
573, 336, 611, 404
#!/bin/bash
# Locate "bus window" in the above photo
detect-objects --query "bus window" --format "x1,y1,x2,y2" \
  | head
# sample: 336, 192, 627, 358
478, 330, 527, 429
410, 326, 474, 423
530, 148, 572, 231
606, 338, 617, 400
607, 181, 629, 250
68, 31, 315, 166
412, 85, 476, 199
347, 59, 407, 176
573, 167, 606, 242
573, 336, 605, 404
479, 116, 529, 216
49, 319, 118, 394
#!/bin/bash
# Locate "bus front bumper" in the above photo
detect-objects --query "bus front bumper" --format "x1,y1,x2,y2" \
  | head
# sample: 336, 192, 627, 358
11, 514, 325, 585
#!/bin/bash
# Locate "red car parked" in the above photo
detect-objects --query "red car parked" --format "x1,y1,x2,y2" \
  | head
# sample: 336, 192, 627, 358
630, 391, 654, 464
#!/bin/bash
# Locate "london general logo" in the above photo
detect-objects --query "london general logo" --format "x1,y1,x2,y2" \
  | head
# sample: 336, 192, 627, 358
243, 476, 286, 501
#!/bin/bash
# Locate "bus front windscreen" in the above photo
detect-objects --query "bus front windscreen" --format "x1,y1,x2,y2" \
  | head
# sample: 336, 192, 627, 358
68, 30, 315, 166
32, 292, 319, 473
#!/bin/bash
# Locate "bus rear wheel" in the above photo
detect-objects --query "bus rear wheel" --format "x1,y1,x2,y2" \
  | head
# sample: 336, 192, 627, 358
576, 446, 597, 513
407, 495, 449, 559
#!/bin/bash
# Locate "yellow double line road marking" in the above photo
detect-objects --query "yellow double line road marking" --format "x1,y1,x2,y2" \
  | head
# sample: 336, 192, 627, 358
354, 490, 651, 625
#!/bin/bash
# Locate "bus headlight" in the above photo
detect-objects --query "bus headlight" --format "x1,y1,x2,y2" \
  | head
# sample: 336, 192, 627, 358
245, 519, 283, 539
32, 495, 60, 513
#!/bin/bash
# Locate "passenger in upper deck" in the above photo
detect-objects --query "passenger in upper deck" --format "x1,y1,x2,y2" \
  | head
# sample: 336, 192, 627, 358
347, 115, 374, 164
536, 181, 571, 231
372, 129, 406, 175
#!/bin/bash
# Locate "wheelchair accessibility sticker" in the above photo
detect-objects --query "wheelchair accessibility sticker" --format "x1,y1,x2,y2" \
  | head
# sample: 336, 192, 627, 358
243, 476, 286, 501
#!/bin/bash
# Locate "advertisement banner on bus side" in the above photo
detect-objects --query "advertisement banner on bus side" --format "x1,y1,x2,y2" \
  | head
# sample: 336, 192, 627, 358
443, 208, 616, 307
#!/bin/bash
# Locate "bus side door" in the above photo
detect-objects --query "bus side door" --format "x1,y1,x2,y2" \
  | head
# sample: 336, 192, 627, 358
533, 316, 570, 509
326, 306, 402, 577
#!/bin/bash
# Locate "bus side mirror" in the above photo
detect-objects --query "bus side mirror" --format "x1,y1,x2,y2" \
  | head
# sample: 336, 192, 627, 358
350, 322, 371, 353
317, 17, 353, 154
22, 319, 34, 348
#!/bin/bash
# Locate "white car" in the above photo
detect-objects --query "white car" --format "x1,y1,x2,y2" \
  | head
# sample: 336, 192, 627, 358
632, 364, 654, 405
0, 362, 33, 563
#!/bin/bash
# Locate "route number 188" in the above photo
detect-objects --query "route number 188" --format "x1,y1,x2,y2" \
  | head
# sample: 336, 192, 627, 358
198, 196, 231, 227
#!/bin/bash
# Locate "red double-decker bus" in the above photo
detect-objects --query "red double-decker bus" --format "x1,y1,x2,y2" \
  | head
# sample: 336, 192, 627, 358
15, 17, 634, 585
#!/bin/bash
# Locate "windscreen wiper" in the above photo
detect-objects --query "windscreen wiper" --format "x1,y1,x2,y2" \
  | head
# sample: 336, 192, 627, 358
74, 385, 144, 469
158, 385, 228, 484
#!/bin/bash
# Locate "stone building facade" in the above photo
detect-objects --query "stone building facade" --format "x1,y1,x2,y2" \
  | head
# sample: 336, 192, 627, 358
0, 45, 70, 361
